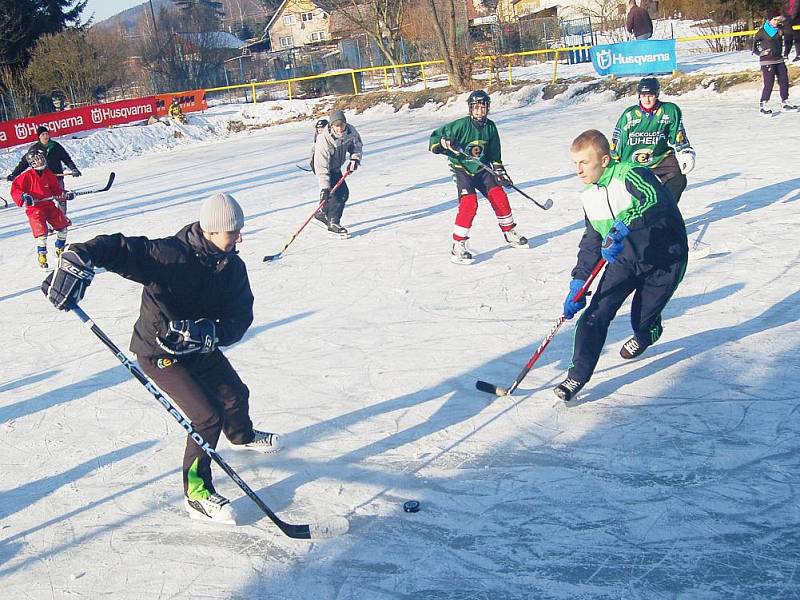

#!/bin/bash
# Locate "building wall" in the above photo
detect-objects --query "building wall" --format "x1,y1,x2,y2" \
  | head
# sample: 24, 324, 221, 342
268, 0, 330, 50
506, 0, 613, 21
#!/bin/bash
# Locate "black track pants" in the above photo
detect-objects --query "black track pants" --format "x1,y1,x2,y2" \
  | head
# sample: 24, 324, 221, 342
322, 169, 350, 224
664, 173, 687, 204
568, 258, 687, 384
139, 351, 254, 497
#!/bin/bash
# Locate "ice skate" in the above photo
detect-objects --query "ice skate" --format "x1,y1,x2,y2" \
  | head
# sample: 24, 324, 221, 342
620, 324, 662, 359
759, 102, 773, 116
553, 377, 585, 402
184, 492, 236, 525
327, 222, 349, 239
450, 239, 475, 265
503, 228, 529, 248
781, 100, 798, 111
233, 429, 281, 454
37, 253, 51, 272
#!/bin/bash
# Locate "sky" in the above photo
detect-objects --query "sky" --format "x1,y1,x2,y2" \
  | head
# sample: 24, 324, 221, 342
83, 0, 146, 24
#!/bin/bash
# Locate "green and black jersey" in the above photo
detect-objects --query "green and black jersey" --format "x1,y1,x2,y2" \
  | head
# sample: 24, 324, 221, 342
429, 116, 502, 175
573, 161, 687, 280
610, 102, 691, 181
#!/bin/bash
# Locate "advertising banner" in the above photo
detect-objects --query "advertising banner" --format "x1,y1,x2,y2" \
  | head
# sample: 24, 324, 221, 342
590, 39, 677, 77
155, 90, 208, 117
0, 96, 157, 150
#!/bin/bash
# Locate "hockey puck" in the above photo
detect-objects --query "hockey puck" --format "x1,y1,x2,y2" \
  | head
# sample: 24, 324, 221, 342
403, 500, 421, 513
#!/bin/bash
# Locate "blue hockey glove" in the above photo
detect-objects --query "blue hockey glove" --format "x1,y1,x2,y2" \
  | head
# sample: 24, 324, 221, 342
601, 220, 630, 264
156, 319, 217, 355
22, 193, 34, 206
563, 279, 587, 320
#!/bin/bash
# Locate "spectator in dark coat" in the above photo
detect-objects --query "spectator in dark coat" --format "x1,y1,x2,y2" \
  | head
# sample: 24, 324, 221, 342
7, 125, 81, 184
626, 0, 653, 40
783, 0, 800, 60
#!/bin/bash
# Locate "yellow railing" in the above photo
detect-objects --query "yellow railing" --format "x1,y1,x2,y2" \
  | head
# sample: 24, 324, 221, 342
200, 25, 798, 102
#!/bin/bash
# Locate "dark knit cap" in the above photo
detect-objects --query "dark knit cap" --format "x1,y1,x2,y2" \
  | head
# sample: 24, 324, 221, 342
36, 125, 49, 136
330, 109, 346, 125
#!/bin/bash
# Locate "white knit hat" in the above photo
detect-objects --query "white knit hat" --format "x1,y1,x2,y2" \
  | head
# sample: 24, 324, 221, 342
199, 192, 244, 232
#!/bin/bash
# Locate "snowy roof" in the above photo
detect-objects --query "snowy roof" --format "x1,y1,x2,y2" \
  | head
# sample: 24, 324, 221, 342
174, 31, 246, 49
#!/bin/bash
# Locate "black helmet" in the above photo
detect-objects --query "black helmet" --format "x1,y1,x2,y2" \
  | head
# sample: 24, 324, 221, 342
637, 77, 660, 96
315, 118, 329, 130
467, 90, 491, 107
26, 148, 47, 170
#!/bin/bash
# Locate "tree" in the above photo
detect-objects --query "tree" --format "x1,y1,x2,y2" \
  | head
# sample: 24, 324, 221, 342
0, 0, 87, 72
26, 28, 128, 105
424, 0, 472, 91
328, 0, 407, 69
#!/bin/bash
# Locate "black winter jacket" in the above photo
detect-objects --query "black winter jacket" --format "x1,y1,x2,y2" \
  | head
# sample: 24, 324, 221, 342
71, 223, 254, 358
10, 140, 78, 179
753, 23, 786, 65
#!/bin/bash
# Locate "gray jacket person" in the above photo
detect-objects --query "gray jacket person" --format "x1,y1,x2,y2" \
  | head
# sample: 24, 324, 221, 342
312, 109, 363, 237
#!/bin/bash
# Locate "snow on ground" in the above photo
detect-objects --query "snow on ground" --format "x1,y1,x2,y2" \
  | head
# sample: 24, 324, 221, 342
1, 52, 800, 599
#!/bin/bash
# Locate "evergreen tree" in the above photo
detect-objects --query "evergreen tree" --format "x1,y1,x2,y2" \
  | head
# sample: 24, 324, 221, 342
0, 0, 86, 71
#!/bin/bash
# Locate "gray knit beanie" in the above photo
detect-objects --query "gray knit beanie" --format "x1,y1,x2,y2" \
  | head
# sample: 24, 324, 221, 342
199, 192, 244, 232
330, 109, 346, 125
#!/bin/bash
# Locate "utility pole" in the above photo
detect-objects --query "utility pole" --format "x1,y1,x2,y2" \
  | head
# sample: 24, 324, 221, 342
149, 0, 158, 34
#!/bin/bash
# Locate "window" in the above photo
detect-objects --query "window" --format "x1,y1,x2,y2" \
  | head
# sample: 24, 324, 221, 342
283, 14, 294, 25
301, 12, 314, 21
310, 31, 325, 41
279, 36, 293, 47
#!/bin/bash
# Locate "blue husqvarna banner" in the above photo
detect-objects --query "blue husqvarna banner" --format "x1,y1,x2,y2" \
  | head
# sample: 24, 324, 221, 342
590, 40, 677, 76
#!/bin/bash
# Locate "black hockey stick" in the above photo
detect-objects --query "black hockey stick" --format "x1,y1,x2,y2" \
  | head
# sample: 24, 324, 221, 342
455, 149, 553, 211
263, 170, 351, 262
476, 258, 606, 397
72, 172, 115, 196
70, 305, 349, 539
0, 195, 8, 209
295, 164, 313, 172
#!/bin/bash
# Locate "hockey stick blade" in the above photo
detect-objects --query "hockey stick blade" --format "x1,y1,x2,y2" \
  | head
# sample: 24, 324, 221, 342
542, 198, 554, 210
263, 252, 281, 262
74, 172, 116, 196
476, 380, 509, 396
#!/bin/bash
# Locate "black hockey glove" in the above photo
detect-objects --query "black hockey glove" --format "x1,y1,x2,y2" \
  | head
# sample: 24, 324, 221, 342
156, 319, 217, 355
439, 137, 461, 154
6, 174, 14, 182
493, 165, 513, 187
60, 191, 76, 202
347, 158, 360, 172
41, 249, 94, 311
71, 168, 82, 177
22, 193, 34, 207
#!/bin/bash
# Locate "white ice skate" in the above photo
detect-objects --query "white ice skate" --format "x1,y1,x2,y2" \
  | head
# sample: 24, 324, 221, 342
759, 102, 774, 117
233, 429, 281, 454
503, 228, 529, 249
184, 493, 236, 525
450, 239, 475, 265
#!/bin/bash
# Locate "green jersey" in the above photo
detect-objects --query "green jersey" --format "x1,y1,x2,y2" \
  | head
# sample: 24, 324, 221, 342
429, 116, 502, 176
610, 101, 691, 174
